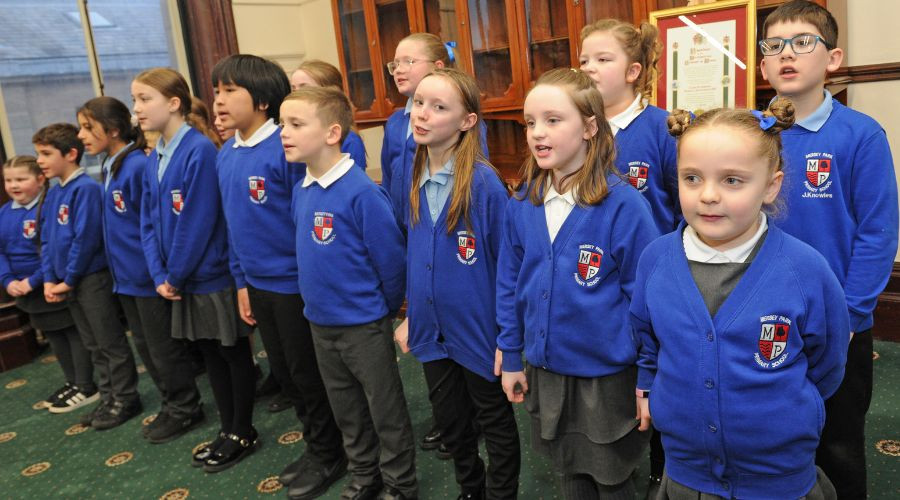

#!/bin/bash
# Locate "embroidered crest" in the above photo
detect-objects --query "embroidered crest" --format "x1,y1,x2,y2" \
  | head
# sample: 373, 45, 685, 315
249, 176, 267, 204
57, 204, 69, 225
111, 190, 126, 213
755, 315, 793, 368
456, 231, 477, 265
22, 219, 36, 239
801, 153, 834, 198
171, 190, 184, 215
627, 161, 650, 192
574, 244, 604, 287
312, 211, 335, 244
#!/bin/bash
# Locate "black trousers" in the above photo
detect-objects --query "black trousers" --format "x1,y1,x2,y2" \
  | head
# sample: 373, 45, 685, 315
423, 358, 521, 499
118, 294, 201, 418
247, 286, 344, 464
816, 329, 873, 500
44, 325, 95, 392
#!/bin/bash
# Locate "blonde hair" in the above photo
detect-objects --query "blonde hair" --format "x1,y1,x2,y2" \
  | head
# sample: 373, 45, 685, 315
295, 60, 344, 90
519, 68, 618, 206
668, 97, 796, 214
398, 33, 457, 67
283, 86, 353, 143
580, 19, 661, 101
408, 68, 499, 233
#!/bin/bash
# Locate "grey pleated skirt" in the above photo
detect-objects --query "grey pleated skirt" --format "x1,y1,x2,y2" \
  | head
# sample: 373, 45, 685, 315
16, 291, 75, 332
525, 364, 649, 485
171, 286, 249, 346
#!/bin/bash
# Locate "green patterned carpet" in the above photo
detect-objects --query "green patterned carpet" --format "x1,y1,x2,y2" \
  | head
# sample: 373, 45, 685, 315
0, 337, 897, 499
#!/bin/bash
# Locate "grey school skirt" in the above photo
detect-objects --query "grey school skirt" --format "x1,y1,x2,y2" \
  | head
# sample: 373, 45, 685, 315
525, 364, 649, 485
15, 291, 75, 332
171, 286, 248, 346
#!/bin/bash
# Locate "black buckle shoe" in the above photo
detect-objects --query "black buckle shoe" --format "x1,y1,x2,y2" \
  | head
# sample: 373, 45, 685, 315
340, 477, 383, 500
146, 409, 204, 444
420, 428, 442, 451
287, 456, 348, 499
92, 399, 143, 430
203, 428, 259, 473
192, 431, 227, 467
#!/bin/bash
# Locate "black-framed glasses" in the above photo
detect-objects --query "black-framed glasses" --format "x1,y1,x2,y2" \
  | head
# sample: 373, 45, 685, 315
758, 34, 833, 56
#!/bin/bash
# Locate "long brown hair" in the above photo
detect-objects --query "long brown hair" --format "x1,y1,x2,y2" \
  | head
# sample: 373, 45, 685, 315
519, 68, 617, 206
398, 33, 458, 68
78, 96, 147, 179
408, 68, 497, 233
295, 60, 344, 89
580, 19, 661, 101
133, 68, 205, 131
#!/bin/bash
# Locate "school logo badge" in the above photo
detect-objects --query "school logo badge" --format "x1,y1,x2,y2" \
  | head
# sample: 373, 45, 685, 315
171, 190, 184, 215
801, 153, 834, 198
111, 190, 126, 213
456, 231, 477, 265
755, 314, 793, 368
57, 204, 69, 225
312, 211, 335, 244
627, 161, 650, 192
574, 244, 604, 287
22, 219, 36, 239
248, 176, 267, 204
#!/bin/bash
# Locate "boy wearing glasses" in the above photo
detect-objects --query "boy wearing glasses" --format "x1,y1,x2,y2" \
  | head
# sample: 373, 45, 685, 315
760, 2, 898, 499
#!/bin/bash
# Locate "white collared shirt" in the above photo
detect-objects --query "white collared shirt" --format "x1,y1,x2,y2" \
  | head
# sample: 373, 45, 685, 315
608, 93, 646, 136
233, 119, 279, 148
404, 98, 414, 139
684, 213, 768, 263
301, 153, 355, 189
544, 184, 576, 243
59, 167, 86, 187
11, 196, 40, 210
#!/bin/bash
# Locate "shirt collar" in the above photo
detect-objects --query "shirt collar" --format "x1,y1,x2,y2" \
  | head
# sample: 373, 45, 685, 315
418, 156, 455, 188
102, 142, 134, 171
609, 93, 645, 135
233, 119, 278, 148
11, 196, 41, 210
684, 212, 768, 263
794, 90, 833, 132
404, 98, 414, 116
59, 167, 86, 187
301, 153, 355, 189
543, 183, 576, 207
156, 123, 191, 159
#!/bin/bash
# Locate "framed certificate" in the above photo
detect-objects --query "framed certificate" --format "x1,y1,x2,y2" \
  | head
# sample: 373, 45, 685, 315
650, 0, 756, 112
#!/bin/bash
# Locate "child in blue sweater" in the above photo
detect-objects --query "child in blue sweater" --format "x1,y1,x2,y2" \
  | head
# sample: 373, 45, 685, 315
290, 59, 367, 169
133, 67, 256, 472
496, 68, 659, 499
213, 54, 346, 497
35, 123, 140, 429
284, 86, 416, 500
1, 155, 95, 413
393, 68, 519, 499
758, 3, 898, 497
631, 100, 849, 499
580, 19, 679, 235
77, 96, 202, 443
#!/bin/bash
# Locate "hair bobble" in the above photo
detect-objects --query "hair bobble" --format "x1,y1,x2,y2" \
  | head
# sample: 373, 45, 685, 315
444, 41, 456, 63
750, 109, 776, 131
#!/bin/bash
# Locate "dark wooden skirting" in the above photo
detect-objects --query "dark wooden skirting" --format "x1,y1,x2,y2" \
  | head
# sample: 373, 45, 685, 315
874, 262, 900, 342
178, 0, 239, 108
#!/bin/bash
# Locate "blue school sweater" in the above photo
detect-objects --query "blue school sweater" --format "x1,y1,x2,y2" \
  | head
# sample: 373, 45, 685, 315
775, 99, 898, 333
217, 132, 306, 294
406, 163, 509, 381
614, 105, 680, 233
0, 200, 42, 288
496, 177, 659, 376
292, 162, 406, 326
140, 128, 231, 294
630, 223, 849, 500
341, 130, 367, 170
40, 172, 107, 286
102, 149, 157, 297
381, 109, 489, 228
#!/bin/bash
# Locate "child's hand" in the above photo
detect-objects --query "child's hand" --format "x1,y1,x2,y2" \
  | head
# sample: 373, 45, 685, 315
636, 392, 652, 431
7, 279, 31, 297
236, 288, 256, 326
18, 279, 33, 295
6, 281, 22, 297
49, 282, 72, 297
493, 348, 502, 377
156, 281, 182, 301
393, 318, 409, 353
44, 282, 61, 303
501, 370, 528, 404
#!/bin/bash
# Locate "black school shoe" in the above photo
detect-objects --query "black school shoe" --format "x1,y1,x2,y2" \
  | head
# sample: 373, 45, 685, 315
192, 431, 227, 467
340, 477, 383, 500
203, 427, 259, 473
92, 399, 143, 430
420, 428, 441, 450
377, 485, 417, 500
287, 455, 348, 499
146, 409, 205, 444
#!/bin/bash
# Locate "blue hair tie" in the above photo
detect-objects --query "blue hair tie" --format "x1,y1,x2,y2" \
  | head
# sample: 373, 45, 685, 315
750, 109, 776, 131
444, 41, 456, 63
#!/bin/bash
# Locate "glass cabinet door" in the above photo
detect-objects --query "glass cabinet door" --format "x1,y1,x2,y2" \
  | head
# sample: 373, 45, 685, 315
523, 0, 574, 84
421, 0, 467, 73
374, 0, 412, 111
466, 0, 522, 108
582, 0, 635, 24
337, 0, 377, 115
